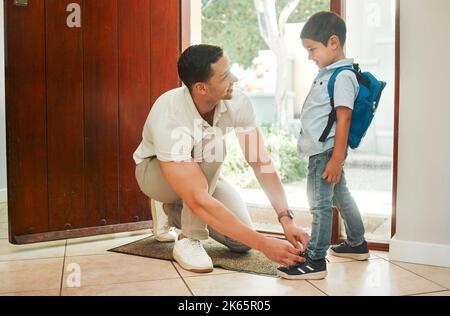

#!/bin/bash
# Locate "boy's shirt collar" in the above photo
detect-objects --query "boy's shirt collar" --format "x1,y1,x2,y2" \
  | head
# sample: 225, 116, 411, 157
322, 58, 354, 72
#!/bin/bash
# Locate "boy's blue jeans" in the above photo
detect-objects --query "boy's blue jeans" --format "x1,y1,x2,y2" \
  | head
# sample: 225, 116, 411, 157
306, 147, 366, 260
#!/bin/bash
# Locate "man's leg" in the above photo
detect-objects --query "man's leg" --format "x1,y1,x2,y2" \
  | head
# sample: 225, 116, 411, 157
135, 157, 180, 204
135, 157, 180, 241
166, 160, 224, 273
207, 177, 254, 253
177, 160, 223, 240
136, 157, 224, 273
135, 157, 225, 239
165, 178, 253, 253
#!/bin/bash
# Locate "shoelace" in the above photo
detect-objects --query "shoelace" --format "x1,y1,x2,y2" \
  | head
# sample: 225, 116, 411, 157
161, 223, 175, 232
187, 239, 207, 257
302, 252, 329, 264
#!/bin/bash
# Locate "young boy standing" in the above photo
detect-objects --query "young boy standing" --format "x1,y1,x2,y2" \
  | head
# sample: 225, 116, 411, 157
277, 11, 370, 280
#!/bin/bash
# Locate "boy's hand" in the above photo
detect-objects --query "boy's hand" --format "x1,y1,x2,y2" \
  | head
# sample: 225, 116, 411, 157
322, 158, 343, 184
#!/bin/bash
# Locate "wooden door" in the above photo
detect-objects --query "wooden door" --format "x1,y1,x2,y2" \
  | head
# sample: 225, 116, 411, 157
5, 0, 181, 244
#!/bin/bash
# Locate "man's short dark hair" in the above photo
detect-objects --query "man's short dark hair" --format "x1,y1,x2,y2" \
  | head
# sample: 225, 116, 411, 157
177, 44, 224, 91
300, 11, 347, 47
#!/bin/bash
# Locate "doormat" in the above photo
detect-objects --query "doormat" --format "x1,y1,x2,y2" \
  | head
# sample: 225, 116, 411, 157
109, 237, 278, 277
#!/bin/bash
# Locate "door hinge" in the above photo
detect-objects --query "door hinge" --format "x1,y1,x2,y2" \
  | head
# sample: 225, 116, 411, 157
14, 0, 28, 7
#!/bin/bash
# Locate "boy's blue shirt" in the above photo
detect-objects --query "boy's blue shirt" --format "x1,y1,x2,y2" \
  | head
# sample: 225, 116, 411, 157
298, 58, 360, 157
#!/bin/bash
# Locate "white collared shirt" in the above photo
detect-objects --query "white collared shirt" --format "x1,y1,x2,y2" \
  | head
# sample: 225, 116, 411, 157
133, 86, 257, 164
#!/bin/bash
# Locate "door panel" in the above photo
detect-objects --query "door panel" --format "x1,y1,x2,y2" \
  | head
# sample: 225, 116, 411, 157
150, 0, 180, 104
5, 0, 48, 236
83, 0, 119, 227
5, 0, 181, 244
46, 0, 84, 231
118, 0, 151, 223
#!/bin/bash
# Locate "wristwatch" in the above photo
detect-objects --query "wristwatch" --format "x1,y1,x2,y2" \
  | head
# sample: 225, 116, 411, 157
278, 209, 295, 223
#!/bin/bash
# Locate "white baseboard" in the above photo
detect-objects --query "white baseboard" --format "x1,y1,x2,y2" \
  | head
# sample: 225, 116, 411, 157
0, 188, 6, 203
390, 235, 450, 268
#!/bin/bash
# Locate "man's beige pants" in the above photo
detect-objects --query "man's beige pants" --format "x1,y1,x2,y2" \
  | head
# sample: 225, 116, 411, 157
135, 157, 254, 253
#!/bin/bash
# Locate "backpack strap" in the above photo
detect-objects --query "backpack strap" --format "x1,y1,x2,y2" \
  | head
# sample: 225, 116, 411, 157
318, 64, 362, 143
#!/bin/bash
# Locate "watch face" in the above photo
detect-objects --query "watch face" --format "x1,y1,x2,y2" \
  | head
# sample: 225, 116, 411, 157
287, 209, 295, 219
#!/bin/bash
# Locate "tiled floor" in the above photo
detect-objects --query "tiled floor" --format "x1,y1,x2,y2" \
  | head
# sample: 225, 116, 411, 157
1, 202, 449, 296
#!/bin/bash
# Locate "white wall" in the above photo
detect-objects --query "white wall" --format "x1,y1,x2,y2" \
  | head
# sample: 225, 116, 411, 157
0, 3, 6, 203
390, 0, 450, 268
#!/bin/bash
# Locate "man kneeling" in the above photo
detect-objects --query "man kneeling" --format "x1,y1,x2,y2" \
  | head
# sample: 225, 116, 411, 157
134, 45, 309, 273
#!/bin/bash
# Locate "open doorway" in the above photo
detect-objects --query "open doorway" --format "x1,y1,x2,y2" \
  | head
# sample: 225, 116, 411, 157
185, 0, 397, 246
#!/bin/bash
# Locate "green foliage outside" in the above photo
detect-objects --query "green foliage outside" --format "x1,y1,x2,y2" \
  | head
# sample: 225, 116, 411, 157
201, 0, 321, 188
201, 0, 330, 68
222, 124, 308, 189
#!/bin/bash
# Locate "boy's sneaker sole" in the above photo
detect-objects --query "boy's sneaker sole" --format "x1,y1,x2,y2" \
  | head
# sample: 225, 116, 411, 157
173, 250, 214, 274
329, 249, 370, 261
277, 269, 327, 280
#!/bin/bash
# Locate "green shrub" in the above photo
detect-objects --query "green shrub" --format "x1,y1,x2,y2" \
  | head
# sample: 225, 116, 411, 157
222, 124, 308, 189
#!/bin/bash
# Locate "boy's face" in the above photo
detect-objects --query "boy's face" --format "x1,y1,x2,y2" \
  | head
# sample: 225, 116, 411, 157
302, 36, 341, 69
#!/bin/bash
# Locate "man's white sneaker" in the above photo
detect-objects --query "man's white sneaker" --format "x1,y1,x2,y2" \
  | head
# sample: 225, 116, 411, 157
150, 200, 177, 242
173, 237, 213, 273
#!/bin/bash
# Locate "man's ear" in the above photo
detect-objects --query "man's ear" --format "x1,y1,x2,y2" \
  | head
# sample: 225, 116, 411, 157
192, 82, 207, 95
328, 35, 341, 50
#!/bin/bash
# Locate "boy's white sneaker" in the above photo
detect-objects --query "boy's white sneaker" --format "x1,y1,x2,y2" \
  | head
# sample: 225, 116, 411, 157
173, 237, 213, 273
150, 200, 177, 242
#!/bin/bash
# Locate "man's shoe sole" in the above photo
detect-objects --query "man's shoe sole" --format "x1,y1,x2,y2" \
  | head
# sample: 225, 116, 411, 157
173, 250, 213, 274
329, 249, 370, 261
277, 270, 327, 280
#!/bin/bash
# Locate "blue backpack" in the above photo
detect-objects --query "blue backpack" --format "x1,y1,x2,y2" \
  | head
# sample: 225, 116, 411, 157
319, 64, 386, 149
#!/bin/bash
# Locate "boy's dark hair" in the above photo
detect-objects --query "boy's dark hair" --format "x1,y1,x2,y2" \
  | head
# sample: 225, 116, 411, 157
300, 11, 347, 47
177, 44, 224, 91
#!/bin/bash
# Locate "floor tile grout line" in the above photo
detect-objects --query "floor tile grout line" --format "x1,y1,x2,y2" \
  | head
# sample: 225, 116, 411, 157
61, 245, 186, 293
182, 272, 238, 279
388, 260, 450, 290
64, 252, 135, 259
0, 235, 152, 262
59, 240, 68, 296
65, 250, 180, 259
306, 280, 329, 296
369, 252, 390, 260
174, 263, 329, 296
409, 289, 450, 296
0, 288, 61, 296
172, 262, 195, 296
60, 276, 185, 294
0, 255, 66, 263
0, 241, 65, 296
326, 257, 448, 292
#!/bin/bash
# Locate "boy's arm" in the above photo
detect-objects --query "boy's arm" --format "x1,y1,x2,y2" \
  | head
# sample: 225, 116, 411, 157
322, 107, 352, 184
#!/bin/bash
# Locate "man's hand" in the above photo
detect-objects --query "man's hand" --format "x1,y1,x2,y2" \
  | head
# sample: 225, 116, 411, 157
322, 157, 343, 184
281, 220, 310, 252
259, 237, 305, 266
